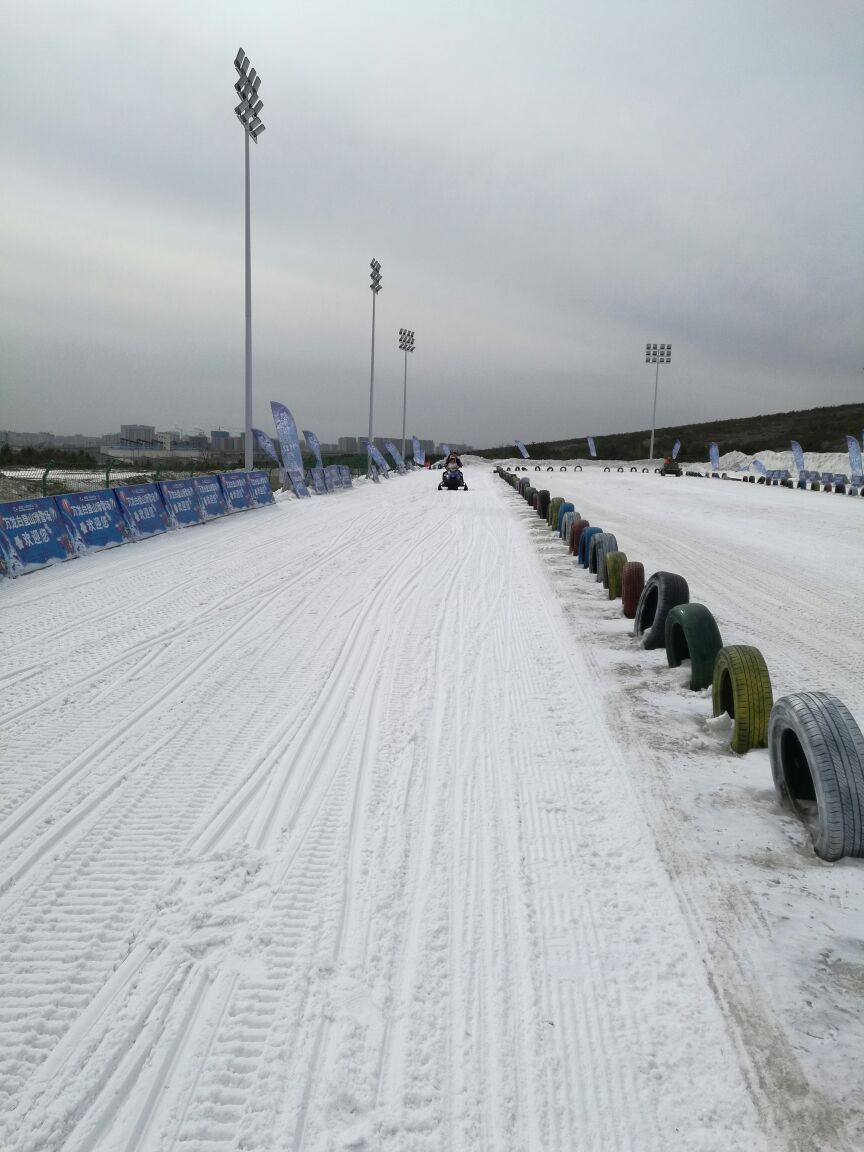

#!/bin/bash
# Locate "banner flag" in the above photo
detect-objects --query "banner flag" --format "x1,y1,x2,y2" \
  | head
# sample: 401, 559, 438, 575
287, 469, 310, 498
270, 402, 304, 473
412, 436, 426, 467
514, 439, 530, 459
339, 466, 352, 487
311, 466, 328, 494
709, 442, 720, 470
846, 435, 863, 478
247, 470, 275, 505
56, 489, 130, 552
115, 483, 171, 539
587, 436, 597, 458
384, 440, 407, 473
194, 475, 230, 520
752, 459, 767, 475
0, 497, 76, 577
362, 439, 391, 475
219, 471, 254, 511
253, 428, 281, 466
440, 443, 450, 458
790, 440, 806, 474
672, 440, 681, 460
303, 430, 324, 469
159, 479, 203, 527
327, 465, 343, 492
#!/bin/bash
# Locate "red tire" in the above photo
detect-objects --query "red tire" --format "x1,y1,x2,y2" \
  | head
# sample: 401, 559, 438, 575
621, 561, 645, 619
569, 518, 589, 555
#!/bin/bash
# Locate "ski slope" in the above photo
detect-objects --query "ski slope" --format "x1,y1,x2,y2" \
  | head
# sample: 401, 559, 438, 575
1, 464, 862, 1151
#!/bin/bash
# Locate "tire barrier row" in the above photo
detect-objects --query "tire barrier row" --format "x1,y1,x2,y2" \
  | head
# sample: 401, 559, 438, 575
497, 464, 863, 497
497, 467, 864, 861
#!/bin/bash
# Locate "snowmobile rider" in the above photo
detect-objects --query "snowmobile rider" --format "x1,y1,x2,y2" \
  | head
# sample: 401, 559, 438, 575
444, 451, 462, 470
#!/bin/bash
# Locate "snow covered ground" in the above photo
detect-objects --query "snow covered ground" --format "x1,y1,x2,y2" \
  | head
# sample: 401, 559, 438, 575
1, 463, 862, 1151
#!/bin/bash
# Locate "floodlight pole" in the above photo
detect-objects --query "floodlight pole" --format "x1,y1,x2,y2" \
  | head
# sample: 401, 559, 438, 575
399, 328, 415, 461
645, 342, 672, 461
368, 260, 382, 446
244, 126, 252, 471
233, 47, 265, 471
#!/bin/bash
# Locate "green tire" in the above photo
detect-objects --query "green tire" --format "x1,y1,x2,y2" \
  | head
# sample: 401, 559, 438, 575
664, 603, 723, 691
712, 645, 773, 754
605, 552, 628, 600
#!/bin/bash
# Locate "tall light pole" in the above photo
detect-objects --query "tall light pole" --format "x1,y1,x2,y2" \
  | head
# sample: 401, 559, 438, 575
399, 328, 415, 461
234, 48, 266, 471
368, 259, 382, 447
645, 342, 671, 461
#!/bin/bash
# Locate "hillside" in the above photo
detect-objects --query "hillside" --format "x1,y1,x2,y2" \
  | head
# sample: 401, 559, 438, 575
477, 402, 864, 460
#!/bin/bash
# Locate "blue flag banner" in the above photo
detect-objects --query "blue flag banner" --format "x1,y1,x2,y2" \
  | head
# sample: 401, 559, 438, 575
709, 442, 720, 470
219, 471, 254, 511
412, 436, 425, 467
323, 466, 337, 492
286, 469, 310, 498
362, 440, 391, 475
56, 489, 131, 552
303, 430, 324, 470
194, 475, 230, 520
440, 443, 450, 458
846, 436, 863, 477
587, 437, 597, 458
248, 470, 275, 505
514, 439, 530, 459
0, 497, 76, 577
115, 483, 170, 539
253, 428, 282, 466
270, 401, 304, 473
311, 466, 328, 494
340, 466, 353, 487
384, 440, 407, 473
790, 440, 806, 473
159, 479, 203, 527
672, 440, 681, 460
752, 459, 767, 475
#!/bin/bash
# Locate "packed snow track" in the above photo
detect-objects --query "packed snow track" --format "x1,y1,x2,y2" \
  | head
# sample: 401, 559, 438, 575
1, 464, 862, 1151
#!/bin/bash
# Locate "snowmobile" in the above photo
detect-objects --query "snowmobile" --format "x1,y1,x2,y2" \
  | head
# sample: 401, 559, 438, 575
659, 456, 682, 476
438, 464, 468, 490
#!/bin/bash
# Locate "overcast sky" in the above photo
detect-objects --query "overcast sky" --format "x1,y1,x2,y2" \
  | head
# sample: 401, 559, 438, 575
2, 0, 861, 447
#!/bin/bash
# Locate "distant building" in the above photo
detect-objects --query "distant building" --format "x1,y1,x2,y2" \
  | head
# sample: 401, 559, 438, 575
338, 436, 360, 454
120, 424, 156, 443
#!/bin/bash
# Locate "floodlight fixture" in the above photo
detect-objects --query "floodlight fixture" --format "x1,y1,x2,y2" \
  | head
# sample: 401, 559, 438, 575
368, 259, 383, 443
645, 340, 673, 460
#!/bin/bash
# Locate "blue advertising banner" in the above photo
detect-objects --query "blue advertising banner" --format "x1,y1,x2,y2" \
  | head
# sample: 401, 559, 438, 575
323, 466, 337, 492
514, 439, 530, 459
846, 436, 863, 477
286, 469, 310, 498
219, 471, 254, 511
362, 440, 391, 475
311, 466, 328, 494
384, 440, 407, 473
440, 443, 450, 458
159, 479, 203, 527
303, 430, 324, 470
253, 428, 282, 466
708, 442, 720, 470
671, 439, 681, 460
0, 497, 76, 577
790, 440, 806, 473
194, 475, 230, 519
752, 459, 767, 475
55, 489, 131, 552
412, 436, 425, 467
270, 402, 304, 473
248, 470, 275, 505
115, 483, 170, 539
340, 466, 353, 487
587, 437, 597, 458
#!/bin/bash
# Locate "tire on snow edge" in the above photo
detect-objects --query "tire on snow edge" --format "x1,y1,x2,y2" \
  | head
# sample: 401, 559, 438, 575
634, 572, 689, 649
769, 691, 864, 861
712, 645, 773, 754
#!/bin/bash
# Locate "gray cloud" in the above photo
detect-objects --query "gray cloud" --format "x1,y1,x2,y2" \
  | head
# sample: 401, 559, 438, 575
2, 0, 862, 446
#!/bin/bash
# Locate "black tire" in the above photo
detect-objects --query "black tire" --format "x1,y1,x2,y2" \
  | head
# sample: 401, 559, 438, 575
664, 603, 723, 691
634, 572, 690, 650
769, 692, 864, 861
603, 466, 611, 473
575, 465, 582, 472
560, 466, 567, 471
605, 551, 627, 599
712, 645, 773, 754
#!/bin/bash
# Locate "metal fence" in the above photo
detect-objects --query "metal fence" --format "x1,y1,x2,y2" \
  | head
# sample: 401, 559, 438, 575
0, 463, 284, 502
